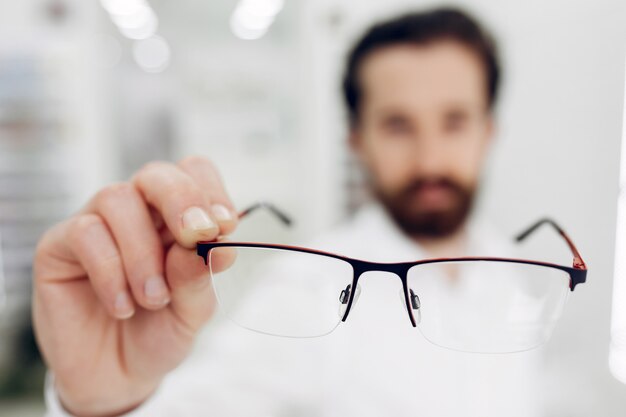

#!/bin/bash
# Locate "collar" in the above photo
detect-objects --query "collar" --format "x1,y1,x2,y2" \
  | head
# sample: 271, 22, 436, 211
342, 201, 516, 262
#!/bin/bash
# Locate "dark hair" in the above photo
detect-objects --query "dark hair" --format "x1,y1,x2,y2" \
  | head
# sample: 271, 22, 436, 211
342, 7, 501, 127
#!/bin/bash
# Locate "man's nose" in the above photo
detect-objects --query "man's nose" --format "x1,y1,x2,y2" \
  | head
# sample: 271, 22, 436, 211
410, 136, 447, 175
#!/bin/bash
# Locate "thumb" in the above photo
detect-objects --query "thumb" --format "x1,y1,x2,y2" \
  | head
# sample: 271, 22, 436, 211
164, 243, 235, 332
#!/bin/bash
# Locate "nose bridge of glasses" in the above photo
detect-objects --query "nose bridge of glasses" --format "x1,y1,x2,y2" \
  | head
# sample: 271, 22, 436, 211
338, 264, 407, 322
340, 265, 417, 326
352, 260, 412, 278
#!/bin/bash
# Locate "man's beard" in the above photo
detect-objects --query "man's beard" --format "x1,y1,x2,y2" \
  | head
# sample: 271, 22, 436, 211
372, 177, 476, 238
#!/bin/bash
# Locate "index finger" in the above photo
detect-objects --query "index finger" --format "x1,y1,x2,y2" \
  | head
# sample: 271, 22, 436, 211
131, 161, 220, 249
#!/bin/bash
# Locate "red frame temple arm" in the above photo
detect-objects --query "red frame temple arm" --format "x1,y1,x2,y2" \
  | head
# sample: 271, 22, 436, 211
515, 218, 587, 270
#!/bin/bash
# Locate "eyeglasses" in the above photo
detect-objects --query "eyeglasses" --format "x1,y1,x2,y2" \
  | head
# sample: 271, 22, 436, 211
196, 202, 587, 353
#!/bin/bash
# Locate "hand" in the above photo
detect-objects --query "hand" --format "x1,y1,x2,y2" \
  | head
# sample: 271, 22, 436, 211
33, 156, 237, 416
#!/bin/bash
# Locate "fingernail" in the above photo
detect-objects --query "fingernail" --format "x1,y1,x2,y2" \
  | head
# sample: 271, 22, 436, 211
182, 206, 216, 231
211, 204, 233, 222
114, 292, 134, 319
144, 276, 170, 305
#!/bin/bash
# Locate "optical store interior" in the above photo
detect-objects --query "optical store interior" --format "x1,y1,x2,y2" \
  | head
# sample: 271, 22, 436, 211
1, 0, 626, 416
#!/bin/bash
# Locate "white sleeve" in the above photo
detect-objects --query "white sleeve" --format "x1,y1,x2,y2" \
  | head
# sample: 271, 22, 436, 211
43, 371, 71, 417
44, 371, 166, 417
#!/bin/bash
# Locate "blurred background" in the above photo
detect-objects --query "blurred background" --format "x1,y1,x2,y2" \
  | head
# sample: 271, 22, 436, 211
0, 0, 625, 415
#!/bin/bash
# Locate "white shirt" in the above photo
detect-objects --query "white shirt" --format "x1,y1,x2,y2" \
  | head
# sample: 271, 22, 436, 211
46, 203, 555, 416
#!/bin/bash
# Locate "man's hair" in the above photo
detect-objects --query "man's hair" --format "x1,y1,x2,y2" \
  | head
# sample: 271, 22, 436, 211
342, 7, 501, 127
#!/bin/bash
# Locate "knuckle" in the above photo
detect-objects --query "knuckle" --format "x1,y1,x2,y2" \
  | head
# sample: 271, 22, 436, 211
67, 214, 104, 243
33, 239, 47, 269
177, 155, 213, 170
140, 160, 171, 177
94, 182, 136, 207
33, 226, 58, 273
34, 222, 57, 255
132, 160, 172, 184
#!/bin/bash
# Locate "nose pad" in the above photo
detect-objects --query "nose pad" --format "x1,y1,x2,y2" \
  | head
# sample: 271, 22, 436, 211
399, 288, 421, 324
338, 284, 361, 318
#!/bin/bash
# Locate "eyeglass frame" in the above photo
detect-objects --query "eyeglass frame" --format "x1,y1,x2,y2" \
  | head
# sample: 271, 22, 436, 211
196, 202, 587, 329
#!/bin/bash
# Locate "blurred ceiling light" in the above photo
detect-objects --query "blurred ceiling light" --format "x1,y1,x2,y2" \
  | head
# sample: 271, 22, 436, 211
100, 0, 159, 40
234, 6, 275, 30
118, 16, 158, 40
100, 0, 146, 17
132, 35, 171, 73
230, 13, 269, 40
110, 5, 154, 29
230, 0, 284, 40
240, 0, 284, 17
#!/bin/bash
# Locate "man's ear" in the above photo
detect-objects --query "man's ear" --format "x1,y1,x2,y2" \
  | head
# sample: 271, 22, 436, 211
485, 114, 496, 144
348, 126, 363, 154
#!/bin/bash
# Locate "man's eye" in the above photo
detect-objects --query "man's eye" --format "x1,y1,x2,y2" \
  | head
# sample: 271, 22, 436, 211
382, 118, 412, 135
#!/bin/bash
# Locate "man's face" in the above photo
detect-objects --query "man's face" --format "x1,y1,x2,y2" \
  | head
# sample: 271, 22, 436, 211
351, 40, 494, 238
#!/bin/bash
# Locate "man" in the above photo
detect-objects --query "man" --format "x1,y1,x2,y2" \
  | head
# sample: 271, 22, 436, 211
35, 7, 586, 417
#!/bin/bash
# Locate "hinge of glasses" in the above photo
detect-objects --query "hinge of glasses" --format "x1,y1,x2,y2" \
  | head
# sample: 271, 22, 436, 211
573, 258, 585, 269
